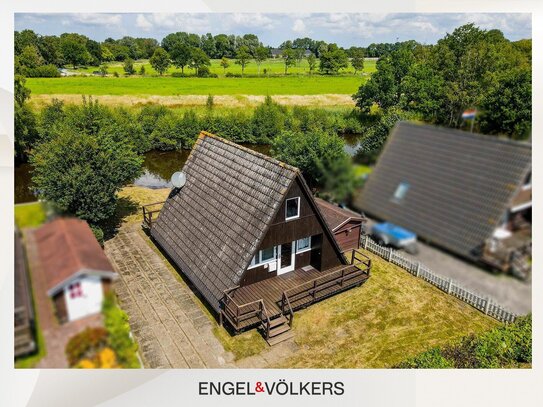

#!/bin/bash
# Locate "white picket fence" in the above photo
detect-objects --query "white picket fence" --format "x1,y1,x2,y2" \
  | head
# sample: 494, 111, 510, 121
361, 235, 517, 323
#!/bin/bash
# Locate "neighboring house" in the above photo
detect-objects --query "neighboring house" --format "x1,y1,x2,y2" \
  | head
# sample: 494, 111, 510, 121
150, 132, 371, 344
355, 121, 531, 275
315, 198, 366, 251
32, 218, 117, 323
14, 229, 36, 358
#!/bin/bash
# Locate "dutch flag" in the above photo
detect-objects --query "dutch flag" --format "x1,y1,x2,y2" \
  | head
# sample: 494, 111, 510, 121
462, 109, 477, 119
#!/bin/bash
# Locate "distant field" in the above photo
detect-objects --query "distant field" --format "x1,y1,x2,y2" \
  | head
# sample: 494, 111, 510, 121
26, 75, 367, 97
70, 58, 377, 77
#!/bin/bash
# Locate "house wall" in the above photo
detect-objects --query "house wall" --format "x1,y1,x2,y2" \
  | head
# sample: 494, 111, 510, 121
240, 177, 344, 286
334, 221, 362, 251
64, 275, 105, 322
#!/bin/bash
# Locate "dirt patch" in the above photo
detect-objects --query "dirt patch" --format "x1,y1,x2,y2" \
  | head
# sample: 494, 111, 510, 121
29, 94, 356, 109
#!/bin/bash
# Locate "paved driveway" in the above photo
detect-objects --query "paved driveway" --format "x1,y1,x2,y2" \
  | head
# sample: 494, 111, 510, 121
105, 226, 235, 368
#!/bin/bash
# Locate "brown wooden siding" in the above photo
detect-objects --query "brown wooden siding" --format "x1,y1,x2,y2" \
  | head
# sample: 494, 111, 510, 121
334, 221, 362, 251
53, 291, 68, 324
240, 178, 344, 286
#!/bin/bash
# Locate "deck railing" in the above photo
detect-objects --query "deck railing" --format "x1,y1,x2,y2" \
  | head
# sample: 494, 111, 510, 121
142, 201, 165, 229
221, 287, 271, 336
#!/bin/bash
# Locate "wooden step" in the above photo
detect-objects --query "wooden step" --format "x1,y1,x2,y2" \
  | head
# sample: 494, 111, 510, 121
268, 323, 291, 337
266, 330, 294, 346
268, 315, 288, 329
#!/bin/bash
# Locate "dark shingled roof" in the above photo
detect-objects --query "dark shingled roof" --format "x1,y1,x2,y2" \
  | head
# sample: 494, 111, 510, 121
315, 198, 365, 231
33, 218, 115, 295
354, 122, 531, 259
151, 132, 300, 312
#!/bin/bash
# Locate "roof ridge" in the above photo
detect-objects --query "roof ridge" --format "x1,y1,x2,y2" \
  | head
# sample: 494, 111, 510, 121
198, 131, 301, 174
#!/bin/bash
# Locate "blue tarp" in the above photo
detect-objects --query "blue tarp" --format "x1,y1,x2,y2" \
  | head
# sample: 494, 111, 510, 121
372, 222, 416, 240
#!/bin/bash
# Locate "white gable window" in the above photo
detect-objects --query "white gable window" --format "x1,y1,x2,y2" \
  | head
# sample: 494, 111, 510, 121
392, 182, 410, 203
285, 197, 300, 220
296, 237, 311, 253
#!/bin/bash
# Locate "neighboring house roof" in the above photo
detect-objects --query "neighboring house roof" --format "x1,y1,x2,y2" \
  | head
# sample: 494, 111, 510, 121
33, 218, 116, 296
151, 132, 345, 312
315, 198, 365, 231
355, 121, 531, 259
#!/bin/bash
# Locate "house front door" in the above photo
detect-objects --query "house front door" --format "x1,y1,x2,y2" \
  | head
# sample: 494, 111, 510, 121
278, 242, 295, 275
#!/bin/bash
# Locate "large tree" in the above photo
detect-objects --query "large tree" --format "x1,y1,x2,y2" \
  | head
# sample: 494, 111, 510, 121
189, 47, 211, 76
30, 121, 142, 223
282, 48, 296, 74
254, 46, 268, 75
319, 44, 348, 74
60, 33, 91, 68
350, 48, 365, 74
169, 42, 192, 73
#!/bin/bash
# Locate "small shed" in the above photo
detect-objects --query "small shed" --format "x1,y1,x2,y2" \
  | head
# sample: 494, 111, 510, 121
315, 198, 366, 251
32, 218, 117, 323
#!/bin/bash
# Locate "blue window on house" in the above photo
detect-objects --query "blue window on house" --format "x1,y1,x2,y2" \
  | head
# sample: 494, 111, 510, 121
392, 182, 410, 203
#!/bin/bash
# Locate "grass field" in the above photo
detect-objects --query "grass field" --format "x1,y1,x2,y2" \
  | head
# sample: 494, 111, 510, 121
26, 75, 367, 97
69, 58, 377, 77
14, 202, 46, 228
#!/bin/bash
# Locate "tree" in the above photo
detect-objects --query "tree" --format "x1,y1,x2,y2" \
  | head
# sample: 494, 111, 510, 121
254, 46, 268, 75
99, 64, 108, 77
189, 47, 210, 76
139, 65, 145, 75
170, 42, 192, 73
30, 125, 142, 224
220, 57, 230, 74
101, 45, 114, 62
350, 48, 365, 74
15, 75, 37, 162
60, 33, 90, 68
123, 58, 135, 75
307, 53, 316, 73
251, 96, 287, 142
282, 48, 296, 74
149, 47, 170, 76
271, 129, 354, 201
235, 46, 251, 77
18, 45, 44, 69
319, 44, 348, 74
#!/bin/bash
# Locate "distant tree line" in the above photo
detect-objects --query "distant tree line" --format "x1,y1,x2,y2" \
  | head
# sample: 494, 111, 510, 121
352, 24, 532, 162
15, 29, 375, 76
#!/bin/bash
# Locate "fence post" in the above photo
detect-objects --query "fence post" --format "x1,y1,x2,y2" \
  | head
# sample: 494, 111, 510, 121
447, 278, 453, 294
363, 235, 368, 250
415, 262, 420, 277
484, 297, 491, 315
388, 247, 393, 262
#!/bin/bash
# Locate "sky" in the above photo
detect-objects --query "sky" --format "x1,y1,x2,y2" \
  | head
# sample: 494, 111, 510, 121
15, 13, 531, 47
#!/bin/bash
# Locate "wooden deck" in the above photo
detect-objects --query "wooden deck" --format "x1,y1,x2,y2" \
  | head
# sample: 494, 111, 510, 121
220, 249, 371, 331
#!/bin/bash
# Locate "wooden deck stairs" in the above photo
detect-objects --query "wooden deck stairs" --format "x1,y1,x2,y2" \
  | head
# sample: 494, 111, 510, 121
263, 315, 294, 346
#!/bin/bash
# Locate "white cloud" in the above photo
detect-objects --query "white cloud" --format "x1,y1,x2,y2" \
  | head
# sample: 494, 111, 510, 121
68, 13, 122, 27
292, 19, 306, 34
136, 14, 153, 31
226, 13, 276, 30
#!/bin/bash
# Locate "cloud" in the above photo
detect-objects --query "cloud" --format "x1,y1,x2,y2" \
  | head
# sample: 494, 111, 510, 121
65, 13, 122, 27
292, 19, 306, 34
136, 14, 153, 31
227, 13, 276, 30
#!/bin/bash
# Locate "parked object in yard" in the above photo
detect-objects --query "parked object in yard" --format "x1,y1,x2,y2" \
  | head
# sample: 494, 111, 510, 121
355, 121, 531, 276
315, 198, 366, 251
147, 132, 371, 345
30, 218, 117, 323
372, 222, 418, 254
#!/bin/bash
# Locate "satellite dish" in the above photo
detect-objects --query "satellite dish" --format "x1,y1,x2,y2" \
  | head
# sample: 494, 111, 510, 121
171, 171, 186, 188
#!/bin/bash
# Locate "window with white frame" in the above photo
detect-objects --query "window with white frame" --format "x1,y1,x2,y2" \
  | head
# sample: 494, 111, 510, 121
296, 237, 311, 253
249, 246, 277, 268
285, 197, 300, 220
392, 182, 410, 203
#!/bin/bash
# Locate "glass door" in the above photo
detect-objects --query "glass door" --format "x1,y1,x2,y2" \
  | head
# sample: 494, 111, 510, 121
278, 242, 295, 275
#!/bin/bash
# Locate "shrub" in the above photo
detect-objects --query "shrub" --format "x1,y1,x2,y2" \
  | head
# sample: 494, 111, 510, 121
196, 66, 218, 78
25, 64, 61, 78
204, 111, 254, 143
102, 292, 140, 368
65, 327, 108, 366
90, 225, 104, 246
251, 96, 287, 142
225, 72, 242, 78
398, 348, 454, 369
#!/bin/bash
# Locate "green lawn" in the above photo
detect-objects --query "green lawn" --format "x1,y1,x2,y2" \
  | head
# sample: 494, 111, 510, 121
27, 75, 367, 96
14, 202, 46, 228
69, 58, 377, 77
354, 164, 373, 178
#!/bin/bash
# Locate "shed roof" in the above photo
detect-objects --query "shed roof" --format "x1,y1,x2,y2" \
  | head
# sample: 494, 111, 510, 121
315, 198, 365, 231
151, 132, 345, 312
354, 121, 531, 259
33, 217, 115, 295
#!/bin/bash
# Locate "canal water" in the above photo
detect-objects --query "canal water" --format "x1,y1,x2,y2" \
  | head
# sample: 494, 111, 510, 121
15, 136, 361, 204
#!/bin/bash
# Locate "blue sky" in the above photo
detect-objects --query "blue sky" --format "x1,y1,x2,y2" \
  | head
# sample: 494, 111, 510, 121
15, 13, 531, 47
